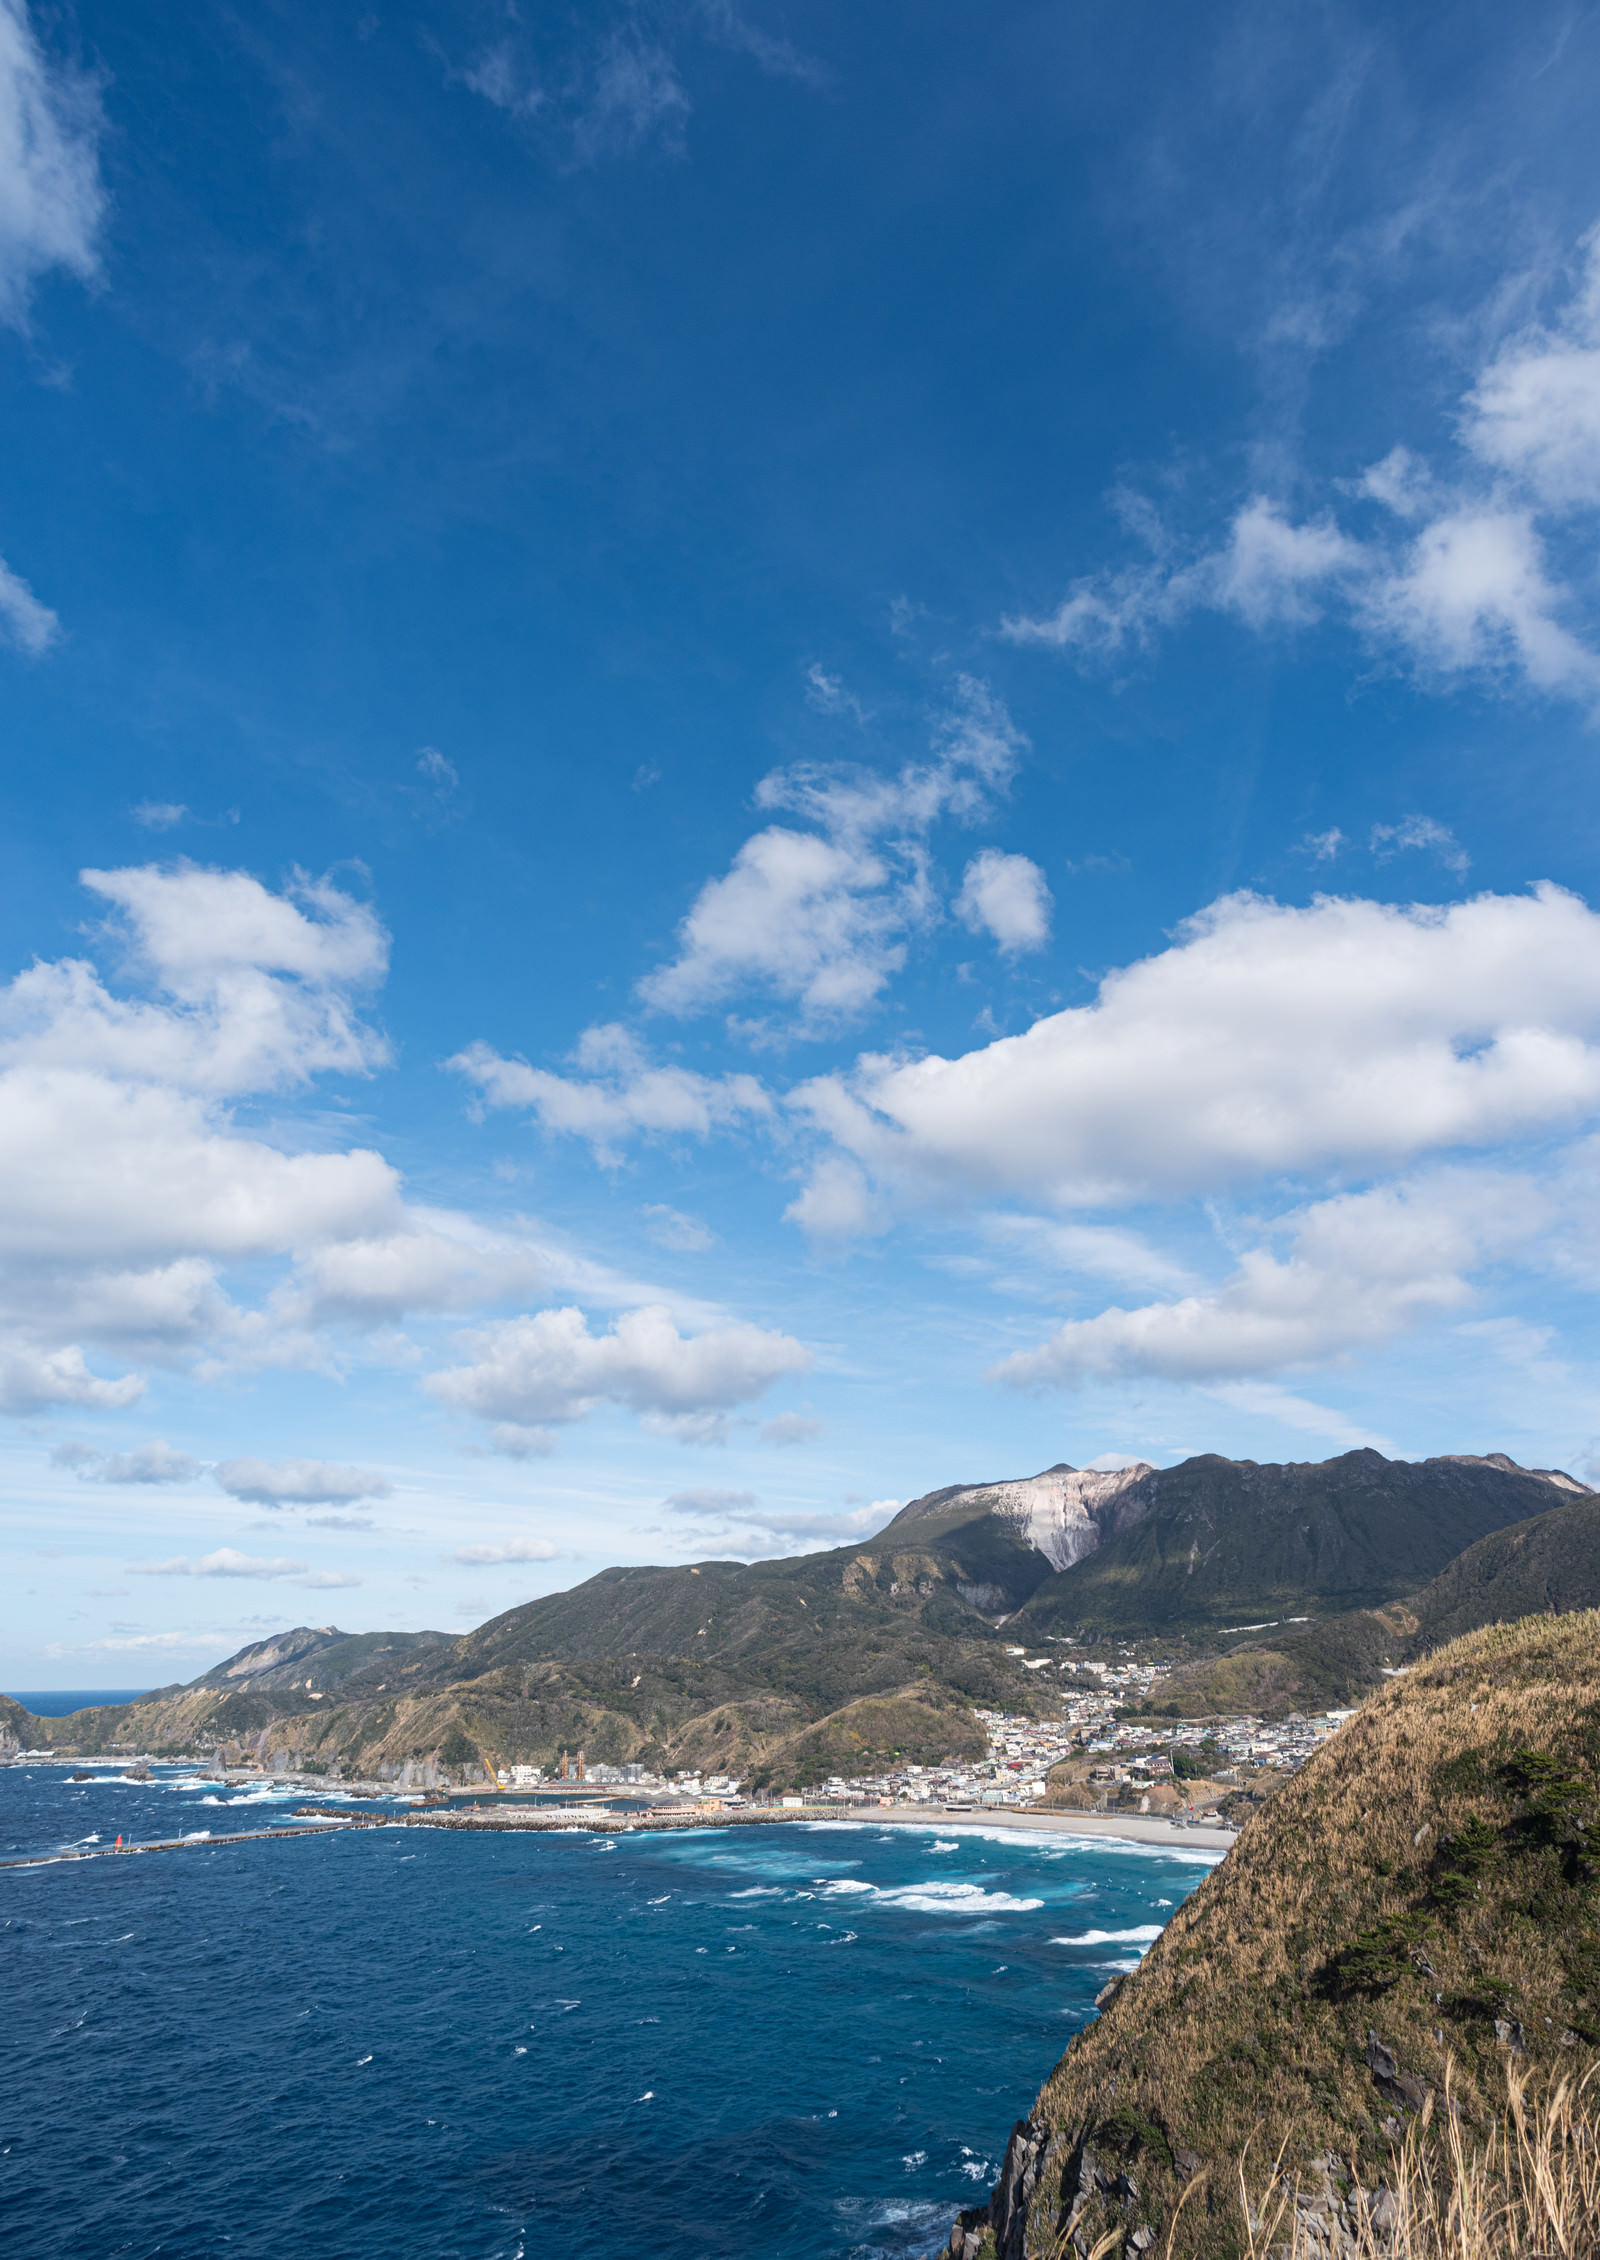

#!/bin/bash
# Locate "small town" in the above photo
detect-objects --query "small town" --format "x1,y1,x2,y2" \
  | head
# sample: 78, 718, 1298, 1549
506, 1657, 1360, 1829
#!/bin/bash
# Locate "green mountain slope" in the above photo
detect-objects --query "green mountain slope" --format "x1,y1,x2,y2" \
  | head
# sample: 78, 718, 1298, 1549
1013, 1449, 1581, 1635
1141, 1488, 1600, 1720
16, 1448, 1586, 1784
953, 1612, 1600, 2260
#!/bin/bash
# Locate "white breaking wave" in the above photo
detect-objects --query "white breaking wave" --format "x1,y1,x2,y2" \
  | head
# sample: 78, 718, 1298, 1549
812, 1877, 1047, 1915
1050, 1925, 1162, 1945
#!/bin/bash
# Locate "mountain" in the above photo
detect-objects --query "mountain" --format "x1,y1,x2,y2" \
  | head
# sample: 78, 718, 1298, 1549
1140, 1486, 1600, 1720
1010, 1448, 1586, 1635
951, 1611, 1600, 2260
11, 1448, 1588, 1785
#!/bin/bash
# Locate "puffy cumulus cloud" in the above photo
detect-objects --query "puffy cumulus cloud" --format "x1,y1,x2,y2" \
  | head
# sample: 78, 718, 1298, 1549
1003, 227, 1600, 714
213, 1458, 392, 1508
1464, 229, 1600, 509
52, 1439, 200, 1484
955, 850, 1052, 955
426, 1304, 812, 1444
989, 1172, 1542, 1389
0, 1342, 143, 1414
451, 1536, 560, 1565
449, 1022, 769, 1159
634, 679, 1026, 1037
60, 862, 391, 1093
130, 1548, 310, 1580
1357, 506, 1600, 704
0, 862, 421, 1408
789, 886, 1600, 1215
0, 0, 105, 328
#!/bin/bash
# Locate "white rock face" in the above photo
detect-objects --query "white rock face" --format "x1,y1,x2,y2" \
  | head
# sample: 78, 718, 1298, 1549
950, 1463, 1155, 1572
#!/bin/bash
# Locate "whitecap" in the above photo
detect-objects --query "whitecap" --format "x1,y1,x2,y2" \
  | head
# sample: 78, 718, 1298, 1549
726, 1886, 783, 1899
1050, 1925, 1162, 1945
877, 1881, 1044, 1914
929, 1840, 959, 1852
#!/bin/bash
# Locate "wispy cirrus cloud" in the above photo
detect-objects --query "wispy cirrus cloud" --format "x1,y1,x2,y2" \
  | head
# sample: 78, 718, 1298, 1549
0, 0, 106, 329
1003, 226, 1600, 716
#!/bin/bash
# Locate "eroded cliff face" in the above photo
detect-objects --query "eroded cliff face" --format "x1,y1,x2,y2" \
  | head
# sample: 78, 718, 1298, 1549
961, 1465, 1155, 1574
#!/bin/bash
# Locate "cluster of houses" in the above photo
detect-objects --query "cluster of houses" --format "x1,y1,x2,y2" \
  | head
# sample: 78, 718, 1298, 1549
492, 1658, 1357, 1814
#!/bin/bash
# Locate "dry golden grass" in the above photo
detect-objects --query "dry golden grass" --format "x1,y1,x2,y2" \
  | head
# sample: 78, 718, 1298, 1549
1234, 2061, 1600, 2259
983, 1611, 1600, 2260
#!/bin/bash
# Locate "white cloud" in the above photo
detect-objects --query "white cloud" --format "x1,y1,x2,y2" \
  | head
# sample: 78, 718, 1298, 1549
642, 1203, 715, 1252
805, 663, 870, 724
416, 746, 459, 790
664, 1487, 756, 1515
982, 1215, 1197, 1295
1370, 815, 1469, 875
0, 863, 417, 1403
635, 678, 1026, 1035
452, 1537, 560, 1564
52, 1439, 199, 1484
1358, 506, 1600, 704
1204, 1383, 1397, 1454
1003, 228, 1600, 715
1464, 229, 1600, 509
486, 1423, 556, 1460
450, 1023, 770, 1158
0, 0, 105, 327
575, 35, 689, 162
781, 1154, 879, 1239
790, 885, 1600, 1214
459, 43, 545, 120
989, 1172, 1540, 1388
1000, 499, 1359, 654
132, 801, 189, 831
213, 1458, 392, 1508
130, 1548, 310, 1580
426, 1303, 811, 1440
0, 1343, 143, 1414
639, 826, 921, 1027
760, 1410, 823, 1445
656, 1486, 896, 1553
0, 550, 59, 653
955, 850, 1052, 954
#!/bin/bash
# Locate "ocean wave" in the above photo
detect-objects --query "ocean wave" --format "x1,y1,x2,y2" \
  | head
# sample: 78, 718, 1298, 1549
726, 1886, 784, 1899
1050, 1925, 1162, 1945
823, 1878, 1048, 1915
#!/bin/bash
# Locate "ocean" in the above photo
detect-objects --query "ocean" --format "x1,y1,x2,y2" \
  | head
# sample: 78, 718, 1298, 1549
0, 1766, 1217, 2259
5, 1690, 153, 1717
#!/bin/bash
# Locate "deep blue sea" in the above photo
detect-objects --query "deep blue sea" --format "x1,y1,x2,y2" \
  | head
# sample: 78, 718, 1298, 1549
6, 1691, 153, 1716
0, 1766, 1217, 2259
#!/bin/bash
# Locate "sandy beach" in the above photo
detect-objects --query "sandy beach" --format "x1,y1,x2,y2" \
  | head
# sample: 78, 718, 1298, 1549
791, 1804, 1238, 1853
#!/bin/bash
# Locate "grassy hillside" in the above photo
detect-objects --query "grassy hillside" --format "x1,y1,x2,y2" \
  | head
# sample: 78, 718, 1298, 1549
954, 1612, 1600, 2260
1014, 1451, 1579, 1636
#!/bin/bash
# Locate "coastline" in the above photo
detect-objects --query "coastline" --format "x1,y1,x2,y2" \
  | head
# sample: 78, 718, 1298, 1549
0, 1793, 1238, 1868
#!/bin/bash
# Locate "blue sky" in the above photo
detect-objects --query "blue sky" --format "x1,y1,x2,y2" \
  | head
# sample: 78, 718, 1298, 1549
7, 0, 1600, 1684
